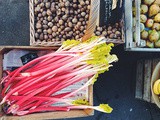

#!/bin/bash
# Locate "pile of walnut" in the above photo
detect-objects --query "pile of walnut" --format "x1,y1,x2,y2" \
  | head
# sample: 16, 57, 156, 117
34, 0, 90, 42
94, 21, 122, 40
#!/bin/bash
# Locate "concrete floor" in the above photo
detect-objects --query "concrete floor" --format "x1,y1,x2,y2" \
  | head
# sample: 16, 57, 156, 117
1, 0, 160, 120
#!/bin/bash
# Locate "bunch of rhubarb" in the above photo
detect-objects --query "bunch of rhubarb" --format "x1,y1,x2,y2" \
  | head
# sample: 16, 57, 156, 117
0, 36, 118, 115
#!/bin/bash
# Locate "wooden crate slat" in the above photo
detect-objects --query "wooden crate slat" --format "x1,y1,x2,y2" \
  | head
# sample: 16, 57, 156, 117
135, 59, 160, 104
135, 60, 144, 100
143, 60, 152, 102
151, 59, 160, 103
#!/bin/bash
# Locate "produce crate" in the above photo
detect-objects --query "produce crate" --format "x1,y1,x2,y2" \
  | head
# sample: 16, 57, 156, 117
0, 46, 94, 120
103, 18, 125, 44
135, 58, 160, 103
151, 61, 160, 108
95, 0, 125, 44
95, 18, 125, 44
30, 0, 125, 47
29, 0, 100, 46
125, 0, 160, 51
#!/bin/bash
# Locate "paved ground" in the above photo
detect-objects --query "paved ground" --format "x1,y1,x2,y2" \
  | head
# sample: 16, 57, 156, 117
68, 45, 160, 120
1, 0, 160, 120
0, 0, 29, 46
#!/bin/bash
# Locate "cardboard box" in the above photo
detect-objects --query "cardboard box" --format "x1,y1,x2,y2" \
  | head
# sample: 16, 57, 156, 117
0, 46, 93, 120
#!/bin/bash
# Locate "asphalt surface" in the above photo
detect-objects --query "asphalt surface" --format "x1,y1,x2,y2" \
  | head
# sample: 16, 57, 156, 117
0, 0, 29, 46
1, 0, 160, 120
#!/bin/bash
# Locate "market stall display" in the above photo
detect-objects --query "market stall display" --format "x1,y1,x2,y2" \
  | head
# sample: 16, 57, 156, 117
95, 0, 124, 44
30, 0, 100, 46
94, 21, 124, 43
0, 47, 93, 119
0, 0, 126, 119
125, 0, 160, 51
0, 37, 117, 119
30, 0, 125, 46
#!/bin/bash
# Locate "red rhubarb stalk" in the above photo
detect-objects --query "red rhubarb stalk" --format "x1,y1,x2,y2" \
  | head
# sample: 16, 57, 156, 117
28, 72, 90, 109
4, 52, 74, 85
25, 56, 73, 73
16, 106, 69, 115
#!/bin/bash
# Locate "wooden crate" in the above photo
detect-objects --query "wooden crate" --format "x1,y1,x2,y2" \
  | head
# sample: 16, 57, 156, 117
96, 0, 125, 44
125, 0, 160, 52
135, 59, 160, 103
30, 0, 125, 47
29, 0, 100, 46
103, 18, 125, 44
0, 46, 93, 120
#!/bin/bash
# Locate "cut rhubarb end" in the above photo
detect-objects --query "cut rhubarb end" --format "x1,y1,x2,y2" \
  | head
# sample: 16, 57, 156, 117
7, 104, 19, 114
0, 97, 6, 105
16, 111, 29, 116
12, 92, 18, 96
27, 106, 70, 115
1, 76, 8, 84
20, 73, 30, 77
30, 106, 37, 110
